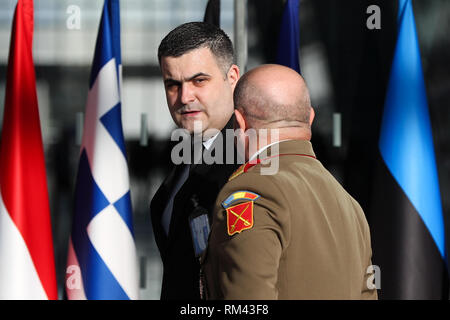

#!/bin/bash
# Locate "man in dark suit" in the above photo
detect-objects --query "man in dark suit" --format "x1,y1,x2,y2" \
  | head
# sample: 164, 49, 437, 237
150, 22, 240, 300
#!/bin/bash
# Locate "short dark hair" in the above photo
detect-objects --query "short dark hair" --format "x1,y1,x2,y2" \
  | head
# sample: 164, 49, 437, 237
158, 22, 234, 74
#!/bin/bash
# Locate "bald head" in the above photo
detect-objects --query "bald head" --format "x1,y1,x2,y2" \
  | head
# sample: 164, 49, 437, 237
233, 64, 313, 134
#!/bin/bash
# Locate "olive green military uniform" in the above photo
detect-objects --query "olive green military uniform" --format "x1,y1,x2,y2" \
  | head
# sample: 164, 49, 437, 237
202, 140, 377, 300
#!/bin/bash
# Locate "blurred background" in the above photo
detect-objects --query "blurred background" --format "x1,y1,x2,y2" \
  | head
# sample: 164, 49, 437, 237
0, 0, 449, 299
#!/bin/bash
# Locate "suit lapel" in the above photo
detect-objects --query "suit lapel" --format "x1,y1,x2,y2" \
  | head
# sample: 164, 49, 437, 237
150, 164, 181, 250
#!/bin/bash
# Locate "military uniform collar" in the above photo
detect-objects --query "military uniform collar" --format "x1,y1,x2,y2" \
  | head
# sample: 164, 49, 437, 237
251, 139, 316, 160
248, 139, 293, 162
274, 139, 316, 158
228, 140, 316, 181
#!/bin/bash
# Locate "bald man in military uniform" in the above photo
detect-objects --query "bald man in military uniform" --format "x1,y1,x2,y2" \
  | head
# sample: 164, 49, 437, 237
202, 64, 378, 300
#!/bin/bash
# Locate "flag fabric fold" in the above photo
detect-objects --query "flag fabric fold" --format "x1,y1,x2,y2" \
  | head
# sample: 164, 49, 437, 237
0, 0, 57, 300
276, 0, 300, 74
370, 0, 448, 299
65, 0, 139, 300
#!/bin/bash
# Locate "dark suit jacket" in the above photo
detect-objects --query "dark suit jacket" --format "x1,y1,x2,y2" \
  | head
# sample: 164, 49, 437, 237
150, 119, 239, 300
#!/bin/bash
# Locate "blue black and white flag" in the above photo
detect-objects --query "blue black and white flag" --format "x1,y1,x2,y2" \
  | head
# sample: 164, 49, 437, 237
65, 0, 139, 300
370, 0, 448, 299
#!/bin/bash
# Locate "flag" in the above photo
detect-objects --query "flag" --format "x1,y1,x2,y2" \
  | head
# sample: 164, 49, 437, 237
370, 0, 448, 299
276, 0, 300, 74
65, 0, 139, 300
203, 0, 220, 27
0, 0, 57, 300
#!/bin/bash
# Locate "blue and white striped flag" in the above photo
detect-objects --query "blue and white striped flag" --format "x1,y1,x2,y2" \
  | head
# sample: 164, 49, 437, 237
65, 0, 139, 300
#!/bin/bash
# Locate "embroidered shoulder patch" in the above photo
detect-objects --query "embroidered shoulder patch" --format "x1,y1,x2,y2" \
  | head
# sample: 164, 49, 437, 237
225, 201, 254, 236
221, 191, 260, 236
221, 191, 260, 208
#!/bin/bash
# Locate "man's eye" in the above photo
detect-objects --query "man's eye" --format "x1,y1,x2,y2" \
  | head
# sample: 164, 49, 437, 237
166, 83, 179, 90
194, 78, 207, 84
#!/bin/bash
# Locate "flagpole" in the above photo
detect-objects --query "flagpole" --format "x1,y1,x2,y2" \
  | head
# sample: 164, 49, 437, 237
234, 0, 247, 72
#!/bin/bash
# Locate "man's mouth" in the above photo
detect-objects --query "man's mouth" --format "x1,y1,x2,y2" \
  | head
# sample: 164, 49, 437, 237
180, 110, 202, 116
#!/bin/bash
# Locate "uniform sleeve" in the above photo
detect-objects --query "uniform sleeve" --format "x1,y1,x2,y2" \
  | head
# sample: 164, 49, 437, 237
213, 175, 290, 300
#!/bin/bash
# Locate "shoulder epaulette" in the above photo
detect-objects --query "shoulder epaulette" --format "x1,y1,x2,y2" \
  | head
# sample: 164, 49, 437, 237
228, 161, 260, 182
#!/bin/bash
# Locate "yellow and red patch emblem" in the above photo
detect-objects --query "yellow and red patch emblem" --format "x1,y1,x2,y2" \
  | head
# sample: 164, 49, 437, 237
226, 201, 254, 236
222, 191, 260, 236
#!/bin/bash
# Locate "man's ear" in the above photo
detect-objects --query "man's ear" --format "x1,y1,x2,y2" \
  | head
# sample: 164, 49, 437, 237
227, 64, 240, 90
234, 109, 247, 132
309, 107, 315, 126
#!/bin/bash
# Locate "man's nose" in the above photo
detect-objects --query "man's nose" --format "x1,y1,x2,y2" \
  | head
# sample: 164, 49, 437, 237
180, 83, 196, 105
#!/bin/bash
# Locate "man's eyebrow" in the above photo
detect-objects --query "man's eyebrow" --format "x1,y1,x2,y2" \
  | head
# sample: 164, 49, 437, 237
164, 73, 211, 85
186, 72, 211, 81
164, 78, 180, 85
